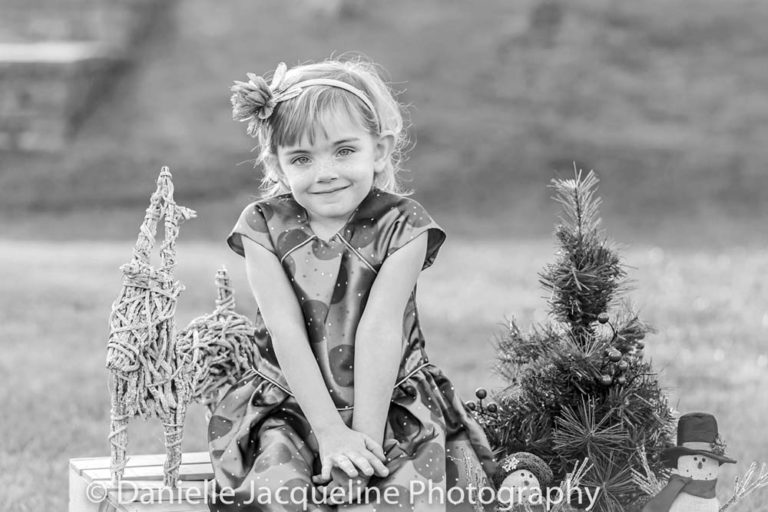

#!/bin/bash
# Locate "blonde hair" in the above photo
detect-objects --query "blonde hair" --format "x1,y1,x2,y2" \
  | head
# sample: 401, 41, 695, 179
243, 57, 412, 198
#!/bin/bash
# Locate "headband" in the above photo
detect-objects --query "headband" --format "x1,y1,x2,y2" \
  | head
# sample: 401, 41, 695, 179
231, 62, 380, 137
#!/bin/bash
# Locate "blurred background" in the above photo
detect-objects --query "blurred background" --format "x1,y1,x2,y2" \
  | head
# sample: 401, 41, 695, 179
1, 0, 767, 510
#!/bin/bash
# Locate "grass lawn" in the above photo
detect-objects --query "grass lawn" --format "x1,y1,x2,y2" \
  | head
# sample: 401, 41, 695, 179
1, 235, 766, 511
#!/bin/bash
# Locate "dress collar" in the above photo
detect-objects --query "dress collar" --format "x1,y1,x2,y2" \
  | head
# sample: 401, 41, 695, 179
284, 186, 379, 244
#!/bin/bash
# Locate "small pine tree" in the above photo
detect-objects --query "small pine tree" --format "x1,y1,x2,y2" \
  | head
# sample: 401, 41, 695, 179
474, 170, 675, 512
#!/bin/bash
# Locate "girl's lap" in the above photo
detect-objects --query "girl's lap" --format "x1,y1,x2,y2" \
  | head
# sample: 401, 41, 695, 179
210, 410, 487, 511
210, 365, 494, 511
210, 421, 325, 511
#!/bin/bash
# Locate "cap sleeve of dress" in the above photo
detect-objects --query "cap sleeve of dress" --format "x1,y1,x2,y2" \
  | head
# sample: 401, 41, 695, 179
226, 202, 276, 257
385, 198, 446, 271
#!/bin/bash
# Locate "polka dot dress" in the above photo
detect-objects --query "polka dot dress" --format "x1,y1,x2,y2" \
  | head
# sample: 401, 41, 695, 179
208, 187, 498, 511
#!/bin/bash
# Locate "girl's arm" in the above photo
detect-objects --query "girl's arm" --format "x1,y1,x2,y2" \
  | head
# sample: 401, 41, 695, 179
242, 237, 387, 479
353, 232, 429, 445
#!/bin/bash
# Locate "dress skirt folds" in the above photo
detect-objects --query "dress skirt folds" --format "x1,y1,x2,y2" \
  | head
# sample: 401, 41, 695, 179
208, 187, 498, 511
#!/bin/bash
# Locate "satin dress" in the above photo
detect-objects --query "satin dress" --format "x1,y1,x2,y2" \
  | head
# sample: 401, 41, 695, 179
208, 187, 498, 511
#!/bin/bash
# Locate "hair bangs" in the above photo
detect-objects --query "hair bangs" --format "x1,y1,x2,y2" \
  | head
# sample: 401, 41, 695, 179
270, 87, 376, 150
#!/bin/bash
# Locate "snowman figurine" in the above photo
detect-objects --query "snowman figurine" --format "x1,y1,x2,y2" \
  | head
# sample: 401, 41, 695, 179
493, 452, 553, 511
643, 412, 736, 512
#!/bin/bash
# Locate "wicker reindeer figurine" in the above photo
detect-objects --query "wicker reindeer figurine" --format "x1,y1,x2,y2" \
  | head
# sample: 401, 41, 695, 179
106, 167, 196, 487
181, 267, 262, 414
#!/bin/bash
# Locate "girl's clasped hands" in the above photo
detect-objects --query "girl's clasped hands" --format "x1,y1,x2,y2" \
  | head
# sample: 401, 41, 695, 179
312, 425, 390, 504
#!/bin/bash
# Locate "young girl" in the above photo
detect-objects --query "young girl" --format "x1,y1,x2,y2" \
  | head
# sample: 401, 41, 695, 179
208, 58, 497, 511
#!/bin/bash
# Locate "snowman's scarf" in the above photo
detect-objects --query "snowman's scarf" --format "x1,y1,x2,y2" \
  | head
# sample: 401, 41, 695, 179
643, 474, 717, 512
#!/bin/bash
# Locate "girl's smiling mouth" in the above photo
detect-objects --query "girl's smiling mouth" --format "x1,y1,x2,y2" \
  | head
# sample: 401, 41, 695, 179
313, 185, 350, 195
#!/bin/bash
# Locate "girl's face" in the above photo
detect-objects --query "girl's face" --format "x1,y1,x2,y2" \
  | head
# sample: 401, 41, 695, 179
275, 110, 393, 229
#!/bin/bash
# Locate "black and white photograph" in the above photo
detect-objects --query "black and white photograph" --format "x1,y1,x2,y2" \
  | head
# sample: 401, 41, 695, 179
1, 1, 767, 511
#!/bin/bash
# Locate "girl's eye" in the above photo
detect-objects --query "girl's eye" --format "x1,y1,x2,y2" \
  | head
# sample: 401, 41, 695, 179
291, 155, 311, 165
337, 147, 355, 157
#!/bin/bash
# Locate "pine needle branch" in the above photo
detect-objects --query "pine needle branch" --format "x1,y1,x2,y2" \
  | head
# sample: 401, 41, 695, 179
540, 169, 627, 332
550, 458, 594, 512
549, 167, 603, 236
631, 445, 667, 497
554, 398, 626, 456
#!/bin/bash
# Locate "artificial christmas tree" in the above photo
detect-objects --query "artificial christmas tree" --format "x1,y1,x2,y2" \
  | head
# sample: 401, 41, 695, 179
473, 170, 675, 511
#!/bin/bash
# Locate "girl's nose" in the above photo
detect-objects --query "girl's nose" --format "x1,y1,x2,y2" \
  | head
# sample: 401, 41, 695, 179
315, 159, 339, 181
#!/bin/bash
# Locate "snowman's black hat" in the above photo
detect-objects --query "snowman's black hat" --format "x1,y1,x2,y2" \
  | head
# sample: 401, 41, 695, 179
662, 412, 736, 467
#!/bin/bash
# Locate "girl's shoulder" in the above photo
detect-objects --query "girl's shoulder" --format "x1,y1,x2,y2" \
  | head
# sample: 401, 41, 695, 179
250, 191, 303, 222
351, 189, 446, 271
226, 192, 305, 257
354, 188, 434, 227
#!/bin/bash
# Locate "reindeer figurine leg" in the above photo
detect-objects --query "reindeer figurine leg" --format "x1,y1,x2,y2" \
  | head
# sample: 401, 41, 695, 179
162, 404, 185, 487
108, 375, 129, 485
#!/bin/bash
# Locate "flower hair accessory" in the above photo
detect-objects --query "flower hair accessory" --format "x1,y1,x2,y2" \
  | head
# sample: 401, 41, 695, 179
230, 62, 380, 137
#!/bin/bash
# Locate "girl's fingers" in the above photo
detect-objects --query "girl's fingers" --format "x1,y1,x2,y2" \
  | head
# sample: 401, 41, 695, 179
312, 473, 331, 484
364, 451, 390, 477
320, 457, 334, 481
345, 452, 375, 477
362, 435, 386, 461
333, 455, 359, 478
